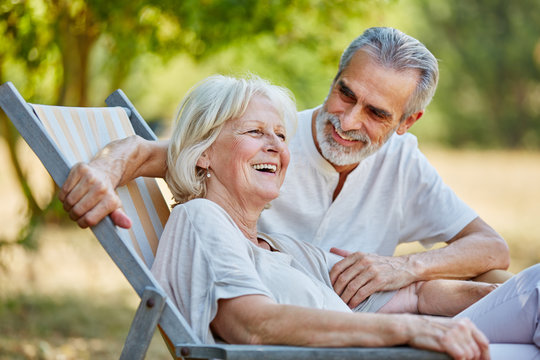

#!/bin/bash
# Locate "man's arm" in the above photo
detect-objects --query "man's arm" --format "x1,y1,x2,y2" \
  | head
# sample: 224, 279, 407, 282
329, 216, 510, 308
58, 135, 169, 228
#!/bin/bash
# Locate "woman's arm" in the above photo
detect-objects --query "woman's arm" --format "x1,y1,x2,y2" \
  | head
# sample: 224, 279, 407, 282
378, 280, 498, 317
211, 294, 490, 359
58, 136, 169, 228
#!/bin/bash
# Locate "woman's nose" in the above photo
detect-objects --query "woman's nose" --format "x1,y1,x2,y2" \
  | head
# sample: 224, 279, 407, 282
265, 133, 284, 152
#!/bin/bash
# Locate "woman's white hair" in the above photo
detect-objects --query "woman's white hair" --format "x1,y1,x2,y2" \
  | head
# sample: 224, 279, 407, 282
166, 74, 297, 205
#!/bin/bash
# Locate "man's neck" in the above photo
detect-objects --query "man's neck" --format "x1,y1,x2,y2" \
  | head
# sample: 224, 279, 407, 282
311, 108, 358, 200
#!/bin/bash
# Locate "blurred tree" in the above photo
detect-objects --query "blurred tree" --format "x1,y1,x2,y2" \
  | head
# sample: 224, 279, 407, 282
417, 0, 540, 148
0, 0, 380, 254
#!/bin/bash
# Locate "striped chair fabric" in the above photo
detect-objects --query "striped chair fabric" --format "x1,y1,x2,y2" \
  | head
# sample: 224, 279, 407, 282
30, 104, 170, 268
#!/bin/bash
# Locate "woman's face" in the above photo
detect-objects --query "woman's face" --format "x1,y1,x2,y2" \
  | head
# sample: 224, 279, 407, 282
203, 95, 290, 207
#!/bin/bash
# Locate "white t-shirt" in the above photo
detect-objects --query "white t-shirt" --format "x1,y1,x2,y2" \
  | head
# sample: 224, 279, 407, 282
258, 108, 478, 254
151, 199, 354, 344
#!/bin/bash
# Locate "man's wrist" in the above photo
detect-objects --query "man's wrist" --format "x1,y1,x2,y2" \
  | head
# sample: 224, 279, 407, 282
402, 254, 426, 282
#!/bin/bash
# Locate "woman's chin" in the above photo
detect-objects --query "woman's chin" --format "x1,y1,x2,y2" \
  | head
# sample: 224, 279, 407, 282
254, 190, 280, 206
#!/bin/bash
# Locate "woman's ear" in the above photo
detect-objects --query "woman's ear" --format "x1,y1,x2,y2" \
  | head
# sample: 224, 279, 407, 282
196, 151, 210, 169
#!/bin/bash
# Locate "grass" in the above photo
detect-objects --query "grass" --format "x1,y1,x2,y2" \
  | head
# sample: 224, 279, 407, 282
0, 294, 135, 359
0, 143, 539, 358
0, 226, 171, 360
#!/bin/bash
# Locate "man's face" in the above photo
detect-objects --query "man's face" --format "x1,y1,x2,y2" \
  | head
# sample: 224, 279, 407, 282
315, 51, 420, 168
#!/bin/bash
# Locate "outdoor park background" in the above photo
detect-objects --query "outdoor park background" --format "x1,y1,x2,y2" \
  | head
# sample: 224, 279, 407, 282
1, 0, 539, 358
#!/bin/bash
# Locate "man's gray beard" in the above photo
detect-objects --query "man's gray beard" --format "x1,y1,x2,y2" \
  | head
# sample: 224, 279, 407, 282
315, 108, 394, 166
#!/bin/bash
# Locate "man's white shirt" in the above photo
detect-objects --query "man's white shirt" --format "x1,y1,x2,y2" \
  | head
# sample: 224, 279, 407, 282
258, 107, 477, 254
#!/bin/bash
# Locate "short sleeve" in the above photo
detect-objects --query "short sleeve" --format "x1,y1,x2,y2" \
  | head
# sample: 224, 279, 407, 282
151, 199, 273, 344
399, 143, 477, 247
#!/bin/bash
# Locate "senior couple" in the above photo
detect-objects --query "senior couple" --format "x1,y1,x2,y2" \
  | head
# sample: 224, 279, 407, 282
60, 28, 540, 358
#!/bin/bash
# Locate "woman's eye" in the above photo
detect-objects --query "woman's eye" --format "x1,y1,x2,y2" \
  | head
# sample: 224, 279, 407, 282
248, 129, 263, 135
277, 133, 286, 141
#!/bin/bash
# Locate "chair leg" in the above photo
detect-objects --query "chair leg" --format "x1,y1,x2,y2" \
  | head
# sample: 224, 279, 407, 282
119, 286, 166, 360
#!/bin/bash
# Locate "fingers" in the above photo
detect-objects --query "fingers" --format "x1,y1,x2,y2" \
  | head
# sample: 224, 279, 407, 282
110, 209, 132, 229
76, 195, 120, 228
59, 162, 128, 228
346, 279, 380, 308
330, 247, 351, 257
470, 322, 490, 360
329, 251, 365, 286
330, 253, 385, 307
61, 163, 98, 214
450, 319, 489, 360
409, 316, 490, 360
59, 162, 85, 203
440, 318, 489, 360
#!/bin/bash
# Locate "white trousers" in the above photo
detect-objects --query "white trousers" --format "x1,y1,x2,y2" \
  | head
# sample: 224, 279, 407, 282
455, 263, 540, 359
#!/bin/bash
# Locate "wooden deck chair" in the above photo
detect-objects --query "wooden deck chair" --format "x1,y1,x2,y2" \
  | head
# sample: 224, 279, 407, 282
0, 81, 449, 360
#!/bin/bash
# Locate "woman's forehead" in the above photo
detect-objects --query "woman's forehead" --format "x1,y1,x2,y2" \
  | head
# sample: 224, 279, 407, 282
229, 96, 285, 128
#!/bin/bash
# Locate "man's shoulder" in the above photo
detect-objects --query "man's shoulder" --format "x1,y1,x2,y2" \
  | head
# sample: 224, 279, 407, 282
364, 133, 425, 174
297, 107, 317, 121
385, 132, 419, 151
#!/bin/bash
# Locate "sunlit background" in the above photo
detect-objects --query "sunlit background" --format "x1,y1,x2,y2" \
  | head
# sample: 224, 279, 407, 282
1, 0, 539, 358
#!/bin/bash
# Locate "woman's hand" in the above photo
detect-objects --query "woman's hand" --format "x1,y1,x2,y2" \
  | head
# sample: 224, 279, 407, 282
59, 161, 131, 228
405, 315, 490, 360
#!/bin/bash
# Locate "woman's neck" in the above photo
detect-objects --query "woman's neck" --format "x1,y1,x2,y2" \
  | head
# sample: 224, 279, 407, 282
205, 192, 263, 244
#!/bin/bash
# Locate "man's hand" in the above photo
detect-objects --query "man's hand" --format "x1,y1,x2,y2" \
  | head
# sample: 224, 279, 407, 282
59, 162, 132, 229
329, 247, 418, 308
58, 136, 168, 229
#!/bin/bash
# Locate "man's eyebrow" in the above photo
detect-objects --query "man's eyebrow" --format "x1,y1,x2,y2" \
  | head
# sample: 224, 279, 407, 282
338, 80, 356, 99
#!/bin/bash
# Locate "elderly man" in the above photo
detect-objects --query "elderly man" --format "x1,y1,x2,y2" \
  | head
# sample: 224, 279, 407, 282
60, 27, 510, 308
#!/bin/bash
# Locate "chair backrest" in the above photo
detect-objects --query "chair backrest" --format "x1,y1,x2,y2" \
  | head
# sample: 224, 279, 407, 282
31, 104, 169, 267
0, 82, 200, 351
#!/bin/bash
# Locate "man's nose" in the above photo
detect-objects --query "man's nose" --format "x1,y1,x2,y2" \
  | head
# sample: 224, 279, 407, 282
340, 105, 364, 132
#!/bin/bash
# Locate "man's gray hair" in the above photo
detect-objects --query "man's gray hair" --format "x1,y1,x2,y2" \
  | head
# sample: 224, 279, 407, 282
166, 74, 297, 205
336, 27, 439, 121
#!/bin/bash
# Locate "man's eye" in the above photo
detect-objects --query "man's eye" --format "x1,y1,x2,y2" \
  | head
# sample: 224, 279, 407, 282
369, 107, 388, 120
372, 110, 384, 118
338, 84, 356, 101
248, 129, 263, 135
339, 92, 355, 104
277, 133, 286, 141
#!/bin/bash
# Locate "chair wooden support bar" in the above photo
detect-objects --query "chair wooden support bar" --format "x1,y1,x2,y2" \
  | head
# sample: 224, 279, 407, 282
176, 344, 451, 360
120, 286, 167, 360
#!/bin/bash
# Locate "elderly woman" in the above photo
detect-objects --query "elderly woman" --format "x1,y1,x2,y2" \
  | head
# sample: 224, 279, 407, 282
149, 74, 539, 359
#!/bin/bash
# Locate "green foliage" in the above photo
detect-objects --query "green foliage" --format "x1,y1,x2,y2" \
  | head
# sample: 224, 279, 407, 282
417, 0, 540, 148
0, 0, 381, 256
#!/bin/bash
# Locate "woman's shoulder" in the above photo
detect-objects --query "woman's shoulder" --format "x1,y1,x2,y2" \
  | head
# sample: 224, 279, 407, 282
169, 198, 239, 236
172, 198, 229, 219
